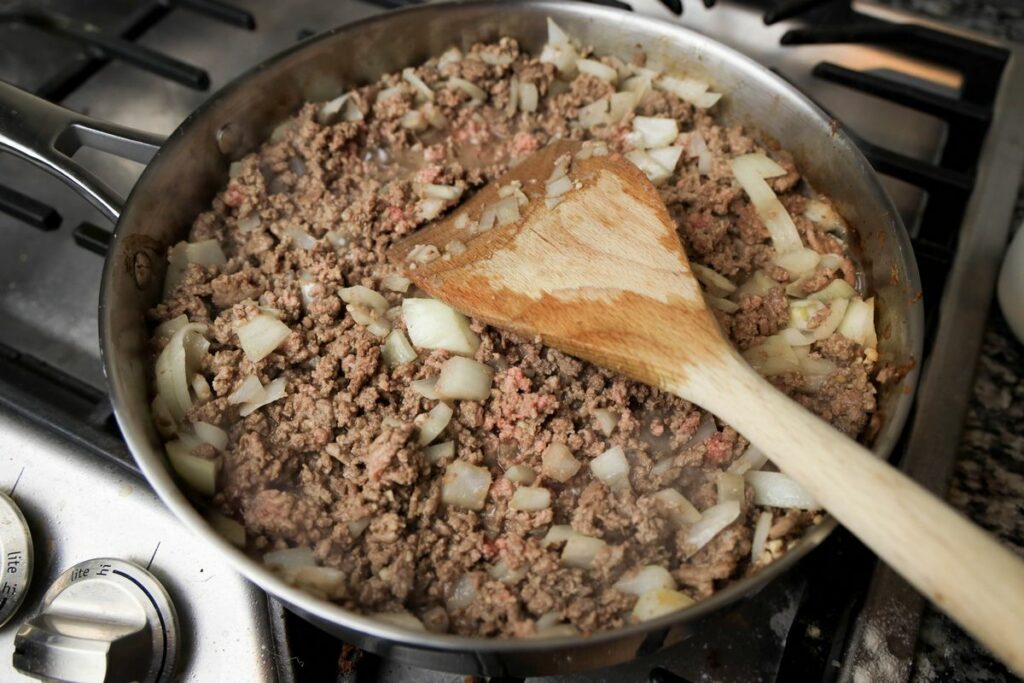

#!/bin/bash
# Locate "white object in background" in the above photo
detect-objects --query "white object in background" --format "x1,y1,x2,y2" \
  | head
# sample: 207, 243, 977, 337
997, 221, 1024, 344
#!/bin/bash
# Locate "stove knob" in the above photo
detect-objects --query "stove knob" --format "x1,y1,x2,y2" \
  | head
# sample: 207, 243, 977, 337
12, 558, 179, 683
0, 491, 33, 628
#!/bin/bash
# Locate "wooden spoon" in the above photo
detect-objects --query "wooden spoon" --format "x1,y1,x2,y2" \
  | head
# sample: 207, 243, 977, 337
389, 139, 1024, 673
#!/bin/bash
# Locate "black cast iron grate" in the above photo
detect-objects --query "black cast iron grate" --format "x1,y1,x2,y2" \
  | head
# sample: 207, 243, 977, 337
0, 1, 1013, 683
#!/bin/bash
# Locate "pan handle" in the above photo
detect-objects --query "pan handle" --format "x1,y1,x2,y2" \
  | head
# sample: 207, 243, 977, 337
0, 80, 166, 222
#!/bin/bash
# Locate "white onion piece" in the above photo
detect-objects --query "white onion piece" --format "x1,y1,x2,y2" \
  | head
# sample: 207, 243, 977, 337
742, 335, 800, 376
647, 146, 684, 175
546, 17, 570, 45
381, 329, 417, 367
316, 92, 362, 125
151, 395, 176, 439
745, 470, 820, 509
325, 230, 349, 249
418, 183, 463, 201
576, 58, 618, 83
656, 75, 708, 103
751, 511, 773, 563
348, 517, 371, 538
685, 130, 708, 157
372, 613, 426, 631
438, 47, 463, 68
434, 356, 493, 401
731, 154, 803, 255
228, 161, 244, 178
631, 116, 678, 148
694, 92, 723, 109
575, 141, 610, 160
381, 273, 412, 292
519, 81, 539, 112
447, 574, 478, 610
417, 402, 453, 447
541, 442, 582, 483
697, 150, 713, 176
546, 175, 573, 199
191, 374, 212, 402
239, 377, 287, 417
651, 488, 702, 527
194, 421, 228, 451
691, 263, 737, 297
578, 98, 611, 128
489, 560, 527, 584
367, 317, 392, 338
376, 85, 404, 103
625, 150, 674, 186
811, 298, 849, 342
737, 270, 779, 299
236, 314, 291, 362
207, 511, 246, 547
505, 465, 536, 485
155, 322, 208, 422
402, 298, 480, 356
737, 153, 787, 178
510, 486, 551, 512
407, 243, 441, 264
283, 226, 317, 250
789, 299, 827, 332
154, 315, 188, 340
442, 460, 492, 510
838, 297, 877, 348
493, 196, 521, 226
706, 295, 739, 313
411, 376, 440, 400
561, 534, 606, 570
228, 375, 266, 405
775, 248, 821, 278
541, 525, 576, 547
621, 75, 652, 100
423, 440, 455, 465
402, 68, 435, 102
683, 500, 741, 558
339, 285, 389, 314
717, 472, 745, 506
590, 446, 631, 491
237, 214, 262, 233
264, 547, 316, 568
613, 565, 676, 596
165, 440, 218, 496
505, 78, 519, 117
632, 588, 694, 622
727, 445, 768, 475
446, 77, 487, 102
400, 110, 428, 131
608, 92, 637, 125
592, 408, 618, 436
536, 612, 563, 631
650, 455, 675, 477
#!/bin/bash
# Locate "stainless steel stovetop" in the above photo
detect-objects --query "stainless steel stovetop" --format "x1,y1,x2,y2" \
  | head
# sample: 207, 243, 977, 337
0, 1, 1021, 682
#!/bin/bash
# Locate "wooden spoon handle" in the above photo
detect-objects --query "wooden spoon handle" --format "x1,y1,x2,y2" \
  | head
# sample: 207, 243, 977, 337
682, 353, 1024, 675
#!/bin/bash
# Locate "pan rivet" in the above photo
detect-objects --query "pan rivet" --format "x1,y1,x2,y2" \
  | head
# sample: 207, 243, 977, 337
216, 122, 242, 156
133, 251, 153, 289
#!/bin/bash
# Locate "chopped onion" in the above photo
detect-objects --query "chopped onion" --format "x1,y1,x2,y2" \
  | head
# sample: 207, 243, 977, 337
325, 230, 349, 250
789, 299, 827, 331
407, 243, 441, 264
632, 588, 694, 622
434, 356, 493, 401
546, 17, 571, 46
694, 92, 723, 109
751, 511, 772, 563
228, 375, 266, 405
614, 565, 676, 596
339, 285, 388, 314
446, 77, 487, 103
264, 547, 316, 568
813, 298, 849, 341
417, 183, 463, 201
656, 75, 709, 103
381, 329, 417, 366
447, 574, 478, 610
838, 297, 877, 348
505, 465, 536, 485
438, 47, 463, 69
493, 196, 521, 226
191, 374, 212, 402
239, 377, 287, 417
593, 408, 618, 436
416, 402, 453, 446
731, 154, 803, 255
621, 75, 652, 100
576, 58, 618, 83
510, 486, 552, 512
489, 560, 527, 584
519, 81, 539, 112
541, 442, 582, 482
575, 141, 609, 160
590, 445, 631, 491
381, 273, 411, 293
541, 524, 576, 547
505, 78, 519, 117
400, 110, 428, 131
717, 472, 745, 505
207, 511, 246, 547
650, 488, 702, 527
151, 395, 176, 439
546, 174, 573, 199
194, 421, 227, 451
631, 116, 678, 148
348, 517, 372, 538
402, 298, 480, 356
745, 470, 820, 509
154, 314, 188, 340
775, 248, 821, 278
706, 295, 739, 313
442, 460, 492, 510
236, 314, 291, 362
238, 214, 262, 233
691, 263, 737, 297
316, 92, 362, 125
155, 322, 208, 422
625, 149, 675, 186
402, 68, 435, 102
795, 347, 837, 391
804, 198, 846, 231
165, 439, 219, 496
372, 613, 426, 631
411, 376, 440, 400
727, 445, 768, 475
423, 440, 455, 465
578, 98, 611, 128
647, 146, 684, 175
376, 85, 404, 103
737, 270, 779, 299
561, 534, 606, 570
697, 150, 713, 176
683, 500, 741, 558
742, 335, 800, 376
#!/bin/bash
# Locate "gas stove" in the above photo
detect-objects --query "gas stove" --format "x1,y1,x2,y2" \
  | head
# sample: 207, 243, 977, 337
0, 1, 1021, 682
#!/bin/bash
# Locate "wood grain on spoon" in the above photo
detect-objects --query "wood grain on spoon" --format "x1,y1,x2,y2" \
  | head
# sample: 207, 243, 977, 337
389, 139, 1024, 675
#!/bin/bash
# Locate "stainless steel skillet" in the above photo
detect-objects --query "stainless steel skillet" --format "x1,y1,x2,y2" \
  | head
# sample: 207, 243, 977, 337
0, 1, 923, 676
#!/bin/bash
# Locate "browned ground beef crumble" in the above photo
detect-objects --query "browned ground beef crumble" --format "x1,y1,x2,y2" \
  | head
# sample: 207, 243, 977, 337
150, 35, 877, 637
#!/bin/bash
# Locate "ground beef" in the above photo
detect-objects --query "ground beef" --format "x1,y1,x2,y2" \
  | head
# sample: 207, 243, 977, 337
149, 34, 880, 637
